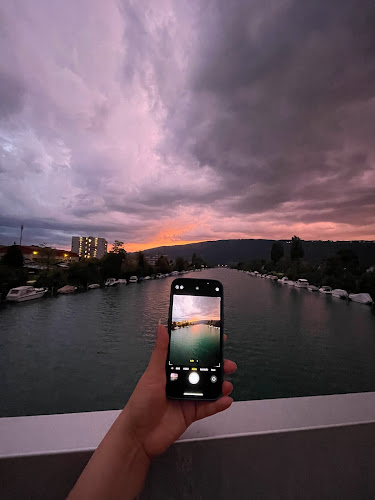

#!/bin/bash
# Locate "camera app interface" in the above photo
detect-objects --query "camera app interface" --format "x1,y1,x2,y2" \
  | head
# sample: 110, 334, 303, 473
168, 293, 221, 397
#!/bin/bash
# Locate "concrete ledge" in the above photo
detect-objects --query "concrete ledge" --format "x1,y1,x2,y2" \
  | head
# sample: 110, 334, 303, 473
1, 392, 375, 458
1, 393, 375, 499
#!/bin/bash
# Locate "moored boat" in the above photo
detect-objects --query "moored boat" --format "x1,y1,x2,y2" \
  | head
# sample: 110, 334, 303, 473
349, 293, 373, 305
117, 279, 127, 284
277, 276, 289, 283
295, 279, 309, 288
6, 286, 48, 302
319, 286, 332, 294
331, 289, 348, 299
57, 285, 76, 294
88, 284, 100, 289
129, 276, 138, 283
105, 278, 117, 287
308, 285, 319, 291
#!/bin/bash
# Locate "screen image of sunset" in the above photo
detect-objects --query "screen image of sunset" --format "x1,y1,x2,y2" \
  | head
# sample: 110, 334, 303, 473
170, 295, 221, 366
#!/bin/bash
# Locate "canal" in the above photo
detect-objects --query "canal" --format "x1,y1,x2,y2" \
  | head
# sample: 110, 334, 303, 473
1, 268, 375, 417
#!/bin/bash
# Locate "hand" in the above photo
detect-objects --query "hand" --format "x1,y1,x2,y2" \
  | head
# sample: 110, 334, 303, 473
122, 322, 237, 459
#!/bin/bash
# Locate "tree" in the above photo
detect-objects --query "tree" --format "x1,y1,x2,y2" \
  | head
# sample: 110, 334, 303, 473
174, 257, 189, 272
2, 245, 24, 268
101, 252, 126, 279
290, 235, 304, 260
136, 251, 152, 277
112, 241, 124, 253
155, 256, 171, 274
271, 241, 284, 263
191, 253, 205, 269
38, 245, 57, 269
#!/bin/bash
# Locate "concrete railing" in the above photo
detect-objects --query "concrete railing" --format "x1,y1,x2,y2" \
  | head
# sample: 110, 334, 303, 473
1, 392, 375, 499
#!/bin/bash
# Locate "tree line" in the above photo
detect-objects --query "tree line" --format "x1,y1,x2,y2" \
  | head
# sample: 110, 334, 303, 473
0, 245, 207, 298
236, 235, 375, 299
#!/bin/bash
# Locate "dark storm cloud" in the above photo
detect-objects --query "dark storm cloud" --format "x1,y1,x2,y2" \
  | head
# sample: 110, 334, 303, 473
164, 0, 375, 226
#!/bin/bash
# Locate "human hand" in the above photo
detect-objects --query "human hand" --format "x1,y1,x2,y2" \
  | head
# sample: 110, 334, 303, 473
121, 322, 237, 459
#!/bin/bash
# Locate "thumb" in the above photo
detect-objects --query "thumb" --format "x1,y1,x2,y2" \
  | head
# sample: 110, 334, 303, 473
147, 321, 169, 375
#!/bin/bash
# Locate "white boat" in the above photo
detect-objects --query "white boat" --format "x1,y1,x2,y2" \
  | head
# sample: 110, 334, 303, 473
129, 276, 138, 283
349, 293, 373, 305
88, 284, 100, 289
278, 277, 289, 283
171, 271, 179, 276
117, 279, 127, 284
308, 285, 319, 292
155, 273, 163, 279
331, 289, 348, 299
295, 279, 309, 288
319, 286, 332, 294
105, 278, 117, 287
57, 285, 76, 294
144, 276, 151, 280
6, 286, 47, 302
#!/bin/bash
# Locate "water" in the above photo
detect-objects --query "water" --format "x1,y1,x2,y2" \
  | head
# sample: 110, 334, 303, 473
1, 269, 375, 417
170, 324, 221, 365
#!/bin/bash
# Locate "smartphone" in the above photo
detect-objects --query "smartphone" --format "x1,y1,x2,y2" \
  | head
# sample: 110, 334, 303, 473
166, 278, 224, 400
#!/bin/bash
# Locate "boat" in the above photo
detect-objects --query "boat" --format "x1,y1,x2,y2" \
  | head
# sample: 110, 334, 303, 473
155, 273, 163, 279
144, 276, 151, 280
331, 289, 348, 299
319, 286, 332, 294
88, 284, 100, 289
308, 285, 319, 291
277, 277, 289, 283
295, 279, 309, 288
105, 278, 117, 287
128, 276, 138, 283
6, 286, 48, 302
348, 293, 373, 305
117, 279, 127, 284
57, 285, 76, 294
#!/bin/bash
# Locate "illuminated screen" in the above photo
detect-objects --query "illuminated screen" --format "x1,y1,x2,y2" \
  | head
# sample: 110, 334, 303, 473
170, 294, 221, 366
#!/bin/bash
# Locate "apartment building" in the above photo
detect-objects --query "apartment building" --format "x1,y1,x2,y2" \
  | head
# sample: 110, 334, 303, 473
71, 236, 108, 259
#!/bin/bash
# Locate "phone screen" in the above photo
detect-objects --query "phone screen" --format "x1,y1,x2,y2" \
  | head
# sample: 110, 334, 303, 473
166, 278, 223, 400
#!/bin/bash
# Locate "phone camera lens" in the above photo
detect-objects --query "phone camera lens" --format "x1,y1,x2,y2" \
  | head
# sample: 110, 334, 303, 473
175, 285, 179, 289
180, 285, 184, 289
195, 286, 199, 290
215, 287, 219, 291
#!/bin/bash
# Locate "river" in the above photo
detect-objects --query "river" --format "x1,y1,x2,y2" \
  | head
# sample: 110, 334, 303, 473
1, 268, 374, 417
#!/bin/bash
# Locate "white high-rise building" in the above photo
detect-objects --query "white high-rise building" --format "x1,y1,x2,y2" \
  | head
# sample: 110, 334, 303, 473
71, 236, 108, 259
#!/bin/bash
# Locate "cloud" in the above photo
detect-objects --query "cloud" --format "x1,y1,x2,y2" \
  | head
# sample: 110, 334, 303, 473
0, 0, 374, 250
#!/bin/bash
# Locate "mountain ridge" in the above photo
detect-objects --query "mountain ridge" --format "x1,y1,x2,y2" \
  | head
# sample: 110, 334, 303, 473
139, 238, 375, 267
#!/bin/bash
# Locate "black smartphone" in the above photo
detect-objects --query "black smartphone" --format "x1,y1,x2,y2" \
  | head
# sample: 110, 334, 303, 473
166, 278, 224, 400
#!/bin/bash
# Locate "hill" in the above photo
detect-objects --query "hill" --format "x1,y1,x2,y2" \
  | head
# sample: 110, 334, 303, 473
141, 239, 375, 267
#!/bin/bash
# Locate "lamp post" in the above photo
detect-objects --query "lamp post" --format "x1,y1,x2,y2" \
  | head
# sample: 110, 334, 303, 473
20, 225, 24, 246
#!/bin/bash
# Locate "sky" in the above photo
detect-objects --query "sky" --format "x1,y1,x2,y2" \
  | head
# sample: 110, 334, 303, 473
172, 295, 220, 323
0, 0, 375, 251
